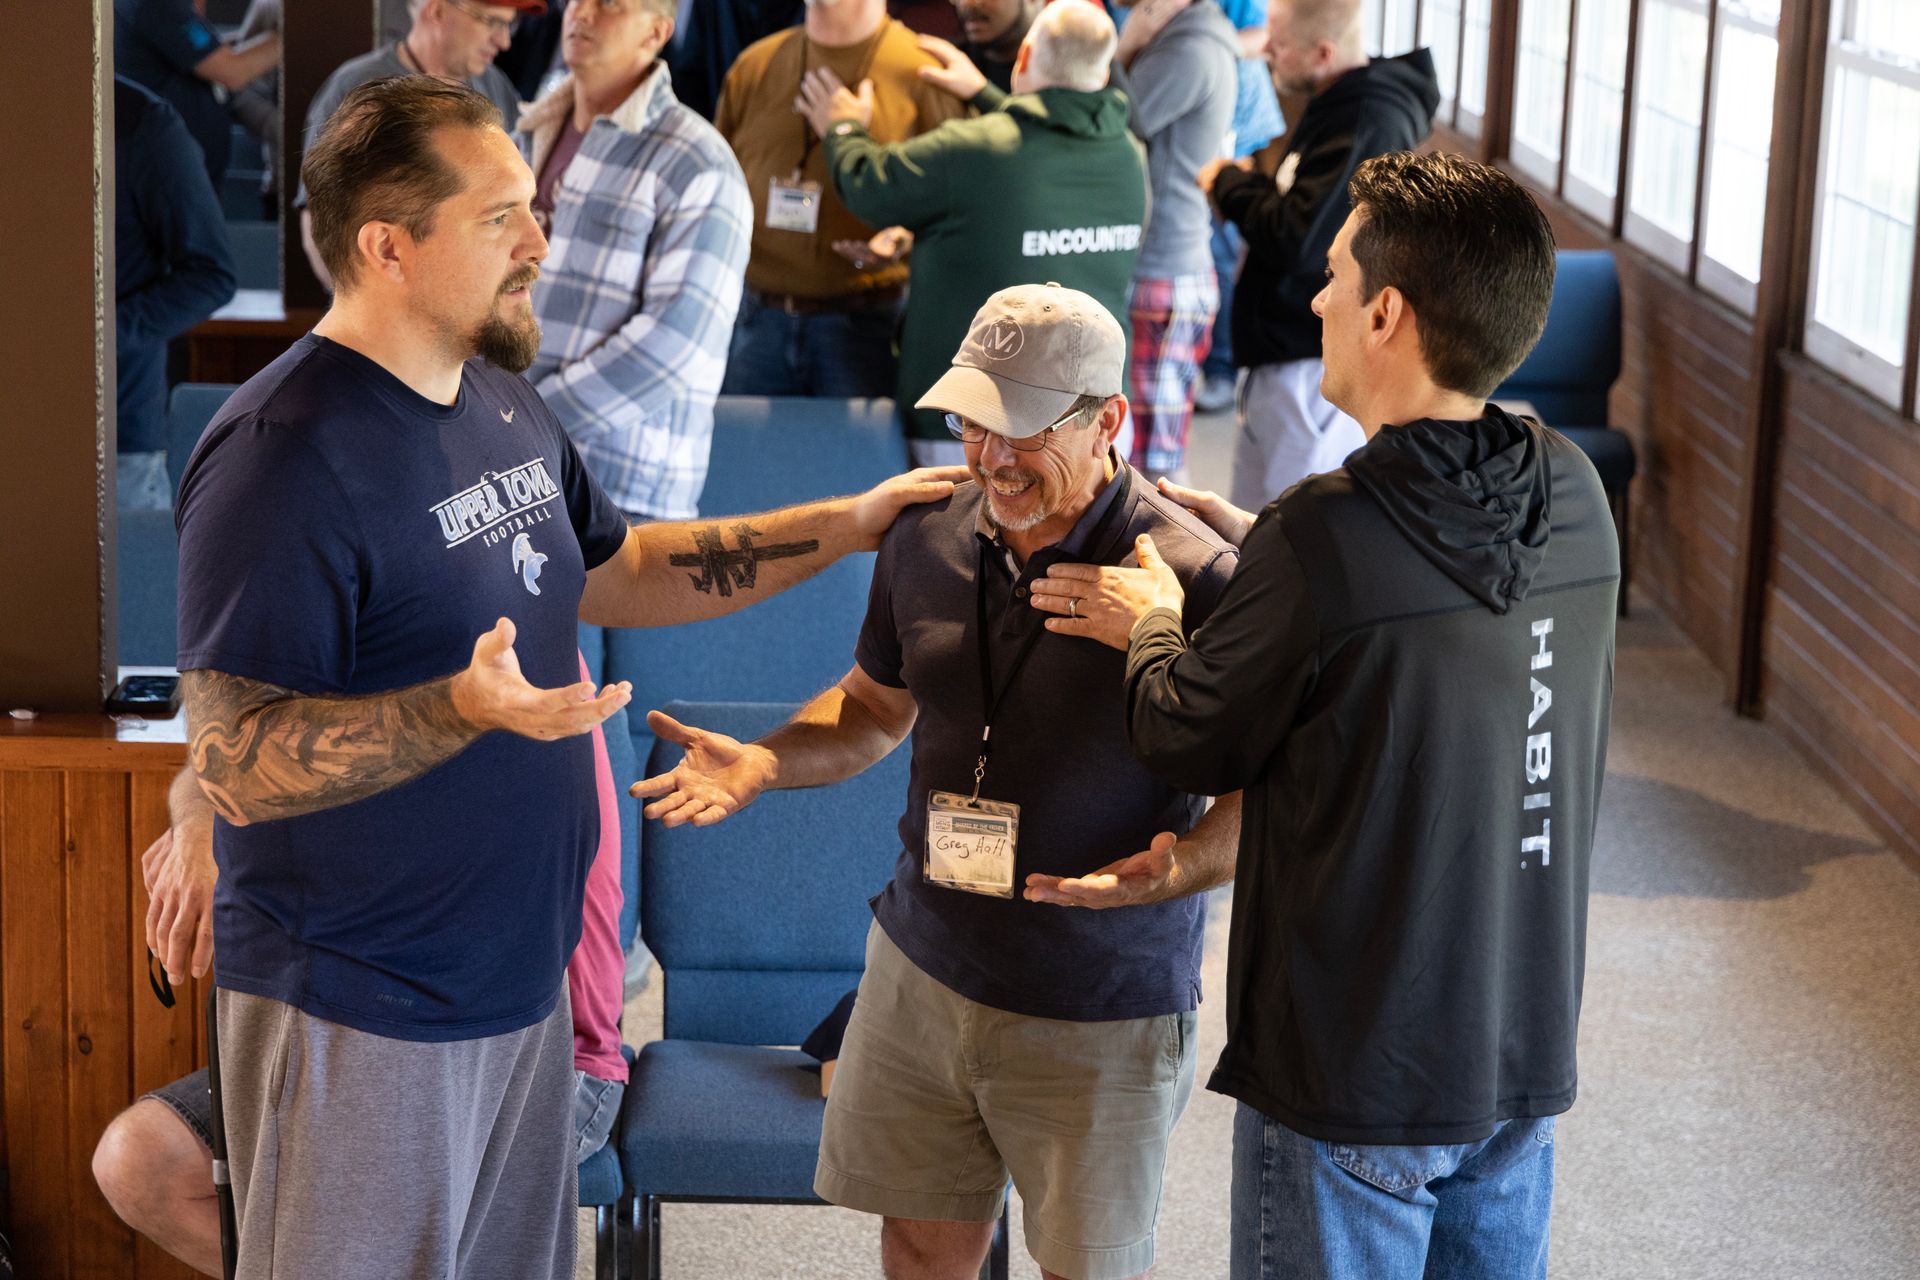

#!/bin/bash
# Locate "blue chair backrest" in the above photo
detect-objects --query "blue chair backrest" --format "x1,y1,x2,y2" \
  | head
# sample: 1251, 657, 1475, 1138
699, 396, 907, 516
118, 508, 179, 666
599, 701, 644, 953
228, 220, 279, 291
600, 397, 909, 768
167, 383, 238, 499
642, 700, 907, 1046
1494, 250, 1621, 429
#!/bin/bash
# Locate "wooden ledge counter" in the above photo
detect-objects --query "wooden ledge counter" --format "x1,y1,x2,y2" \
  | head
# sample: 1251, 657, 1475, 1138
0, 702, 207, 1279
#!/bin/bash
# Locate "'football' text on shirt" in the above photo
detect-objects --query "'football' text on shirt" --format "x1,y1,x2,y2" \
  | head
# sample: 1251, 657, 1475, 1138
1021, 224, 1143, 258
431, 458, 561, 549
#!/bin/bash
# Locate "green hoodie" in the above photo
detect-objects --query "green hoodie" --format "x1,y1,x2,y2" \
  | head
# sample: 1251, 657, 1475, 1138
826, 86, 1148, 440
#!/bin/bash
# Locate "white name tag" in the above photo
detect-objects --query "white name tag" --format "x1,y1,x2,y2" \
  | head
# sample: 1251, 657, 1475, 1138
925, 790, 1019, 899
767, 174, 823, 234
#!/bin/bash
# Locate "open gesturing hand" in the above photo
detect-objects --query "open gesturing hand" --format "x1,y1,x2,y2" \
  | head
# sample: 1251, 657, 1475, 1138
629, 709, 777, 828
451, 618, 632, 742
1024, 832, 1182, 909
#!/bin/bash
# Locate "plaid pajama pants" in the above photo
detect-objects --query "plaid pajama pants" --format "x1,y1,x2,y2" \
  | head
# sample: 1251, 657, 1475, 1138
1127, 271, 1220, 479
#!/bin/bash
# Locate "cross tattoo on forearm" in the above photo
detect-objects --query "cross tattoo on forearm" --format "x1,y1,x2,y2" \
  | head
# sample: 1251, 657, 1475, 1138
670, 522, 820, 596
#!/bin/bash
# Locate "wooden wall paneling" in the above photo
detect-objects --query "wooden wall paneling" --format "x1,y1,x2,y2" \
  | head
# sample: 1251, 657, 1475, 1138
128, 769, 203, 1280
1683, 0, 1721, 284
1764, 630, 1920, 870
2, 771, 70, 1276
0, 771, 8, 1237
1557, 0, 1580, 196
1766, 359, 1920, 873
1731, 0, 1831, 713
1486, 0, 1522, 161
1611, 0, 1642, 238
66, 772, 133, 1276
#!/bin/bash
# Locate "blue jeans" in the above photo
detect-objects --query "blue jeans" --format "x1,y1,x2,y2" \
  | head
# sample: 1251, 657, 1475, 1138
720, 294, 899, 398
1231, 1104, 1557, 1280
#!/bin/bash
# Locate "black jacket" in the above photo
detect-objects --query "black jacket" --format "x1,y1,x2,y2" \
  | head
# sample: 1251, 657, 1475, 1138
1213, 51, 1440, 370
1124, 408, 1619, 1143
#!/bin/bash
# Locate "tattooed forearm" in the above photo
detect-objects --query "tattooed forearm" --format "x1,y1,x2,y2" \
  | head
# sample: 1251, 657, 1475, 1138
668, 522, 821, 596
183, 669, 482, 826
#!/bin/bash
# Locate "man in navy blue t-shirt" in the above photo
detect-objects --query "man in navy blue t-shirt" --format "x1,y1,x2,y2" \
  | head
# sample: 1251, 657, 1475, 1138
174, 76, 962, 1279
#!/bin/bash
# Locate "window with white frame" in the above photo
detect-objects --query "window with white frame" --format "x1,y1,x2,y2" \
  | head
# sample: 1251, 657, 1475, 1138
1363, 0, 1421, 56
1807, 0, 1920, 406
1625, 0, 1711, 271
1511, 0, 1573, 184
1457, 0, 1493, 135
1563, 0, 1633, 223
1419, 0, 1465, 115
1697, 0, 1781, 311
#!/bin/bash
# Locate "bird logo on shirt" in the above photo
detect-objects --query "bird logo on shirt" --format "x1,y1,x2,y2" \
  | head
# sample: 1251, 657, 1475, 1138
511, 532, 548, 595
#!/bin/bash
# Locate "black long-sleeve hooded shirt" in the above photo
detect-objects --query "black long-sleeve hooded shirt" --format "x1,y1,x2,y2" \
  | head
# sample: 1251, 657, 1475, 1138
1123, 408, 1619, 1144
1212, 51, 1440, 371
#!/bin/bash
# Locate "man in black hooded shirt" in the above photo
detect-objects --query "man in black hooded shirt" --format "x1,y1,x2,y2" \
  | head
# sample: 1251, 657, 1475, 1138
1024, 152, 1618, 1279
1200, 0, 1440, 509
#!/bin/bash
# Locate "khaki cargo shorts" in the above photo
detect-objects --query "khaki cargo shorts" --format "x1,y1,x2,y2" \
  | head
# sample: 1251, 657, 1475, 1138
814, 923, 1198, 1280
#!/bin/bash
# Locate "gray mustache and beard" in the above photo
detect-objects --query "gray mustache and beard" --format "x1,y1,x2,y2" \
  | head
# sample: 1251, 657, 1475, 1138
473, 266, 543, 373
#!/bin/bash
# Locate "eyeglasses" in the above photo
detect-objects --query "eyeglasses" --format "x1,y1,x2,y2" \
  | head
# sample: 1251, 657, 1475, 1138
443, 0, 518, 36
944, 401, 1098, 453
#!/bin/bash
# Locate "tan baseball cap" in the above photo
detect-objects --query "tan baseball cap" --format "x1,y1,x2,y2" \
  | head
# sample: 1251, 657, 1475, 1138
916, 283, 1125, 438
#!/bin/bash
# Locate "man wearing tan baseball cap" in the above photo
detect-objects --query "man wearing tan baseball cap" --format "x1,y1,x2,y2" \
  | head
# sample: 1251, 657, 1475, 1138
635, 282, 1247, 1279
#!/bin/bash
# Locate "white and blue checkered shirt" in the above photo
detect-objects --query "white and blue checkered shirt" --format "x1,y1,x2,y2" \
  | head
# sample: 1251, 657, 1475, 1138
519, 67, 751, 519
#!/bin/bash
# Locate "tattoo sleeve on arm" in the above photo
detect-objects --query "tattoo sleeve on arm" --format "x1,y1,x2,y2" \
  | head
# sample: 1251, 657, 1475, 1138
184, 669, 482, 826
669, 522, 821, 596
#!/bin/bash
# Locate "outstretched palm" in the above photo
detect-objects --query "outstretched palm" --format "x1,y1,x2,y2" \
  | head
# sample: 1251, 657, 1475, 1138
629, 709, 773, 828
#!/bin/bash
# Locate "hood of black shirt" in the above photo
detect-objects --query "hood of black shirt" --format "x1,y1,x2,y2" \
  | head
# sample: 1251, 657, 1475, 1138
1005, 85, 1134, 139
1318, 49, 1444, 138
1346, 405, 1553, 614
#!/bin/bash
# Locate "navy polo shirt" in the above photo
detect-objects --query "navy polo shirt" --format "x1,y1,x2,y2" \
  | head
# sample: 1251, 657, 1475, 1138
176, 334, 630, 1041
856, 457, 1239, 1021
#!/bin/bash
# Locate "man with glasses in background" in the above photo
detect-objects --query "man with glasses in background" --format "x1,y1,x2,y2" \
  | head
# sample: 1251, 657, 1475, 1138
298, 0, 544, 288
633, 283, 1242, 1280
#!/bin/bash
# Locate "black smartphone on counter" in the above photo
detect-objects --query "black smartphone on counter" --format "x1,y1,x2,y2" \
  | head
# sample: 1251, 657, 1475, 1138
106, 675, 182, 716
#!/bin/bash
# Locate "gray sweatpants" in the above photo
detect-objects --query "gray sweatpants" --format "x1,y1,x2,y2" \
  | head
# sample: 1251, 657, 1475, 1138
215, 987, 577, 1280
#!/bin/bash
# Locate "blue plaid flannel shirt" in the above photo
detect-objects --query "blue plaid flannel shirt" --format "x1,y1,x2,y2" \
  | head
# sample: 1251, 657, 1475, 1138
520, 67, 751, 519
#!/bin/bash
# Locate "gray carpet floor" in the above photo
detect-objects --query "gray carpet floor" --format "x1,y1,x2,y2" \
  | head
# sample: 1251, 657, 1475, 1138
579, 410, 1920, 1277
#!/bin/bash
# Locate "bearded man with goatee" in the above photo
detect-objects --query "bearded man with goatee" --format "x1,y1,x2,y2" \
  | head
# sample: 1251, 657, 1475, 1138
171, 75, 966, 1279
636, 284, 1241, 1280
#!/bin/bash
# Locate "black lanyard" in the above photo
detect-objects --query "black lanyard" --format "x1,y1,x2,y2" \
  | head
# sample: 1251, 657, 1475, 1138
969, 541, 1047, 802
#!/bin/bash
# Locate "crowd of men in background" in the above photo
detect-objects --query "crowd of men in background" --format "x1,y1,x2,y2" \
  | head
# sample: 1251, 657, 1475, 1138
111, 0, 1440, 513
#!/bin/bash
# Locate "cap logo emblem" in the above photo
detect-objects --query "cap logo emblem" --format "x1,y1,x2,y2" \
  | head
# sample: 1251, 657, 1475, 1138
976, 319, 1024, 360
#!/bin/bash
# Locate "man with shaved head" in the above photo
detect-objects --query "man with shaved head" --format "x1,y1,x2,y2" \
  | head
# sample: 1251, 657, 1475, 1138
801, 0, 1150, 465
1199, 0, 1439, 507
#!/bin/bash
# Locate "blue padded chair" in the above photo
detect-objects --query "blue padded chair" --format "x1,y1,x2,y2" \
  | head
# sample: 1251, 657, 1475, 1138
1494, 250, 1638, 613
118, 507, 179, 666
616, 701, 1009, 1280
228, 220, 279, 291
167, 383, 239, 500
597, 397, 911, 771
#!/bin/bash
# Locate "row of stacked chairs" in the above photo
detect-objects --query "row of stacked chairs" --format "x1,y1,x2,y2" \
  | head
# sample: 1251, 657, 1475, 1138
123, 392, 1007, 1279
